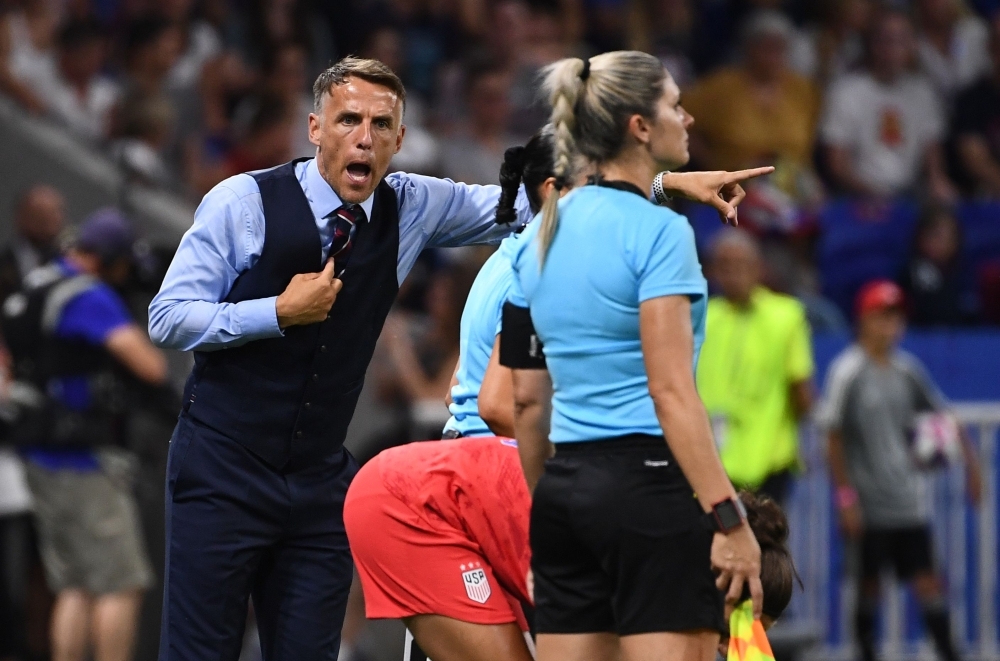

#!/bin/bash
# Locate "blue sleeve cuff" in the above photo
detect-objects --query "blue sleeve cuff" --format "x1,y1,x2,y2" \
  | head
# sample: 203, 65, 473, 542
237, 296, 283, 340
638, 281, 707, 304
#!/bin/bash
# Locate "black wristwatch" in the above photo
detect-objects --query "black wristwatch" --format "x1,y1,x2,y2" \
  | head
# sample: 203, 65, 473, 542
707, 497, 747, 533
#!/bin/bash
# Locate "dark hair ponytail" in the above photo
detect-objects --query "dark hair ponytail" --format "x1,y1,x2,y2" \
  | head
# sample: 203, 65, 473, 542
494, 126, 557, 224
495, 146, 527, 225
739, 491, 802, 621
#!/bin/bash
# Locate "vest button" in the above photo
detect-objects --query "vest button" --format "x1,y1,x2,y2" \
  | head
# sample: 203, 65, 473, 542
312, 374, 318, 382
320, 345, 327, 353
295, 431, 303, 438
304, 402, 311, 409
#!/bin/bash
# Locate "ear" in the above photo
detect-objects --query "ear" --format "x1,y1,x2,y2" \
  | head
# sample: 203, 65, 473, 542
308, 112, 321, 147
627, 113, 652, 146
395, 123, 406, 154
540, 176, 557, 201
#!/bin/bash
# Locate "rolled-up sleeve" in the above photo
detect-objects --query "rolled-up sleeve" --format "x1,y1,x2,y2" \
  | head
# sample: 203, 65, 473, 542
388, 172, 533, 284
148, 178, 282, 351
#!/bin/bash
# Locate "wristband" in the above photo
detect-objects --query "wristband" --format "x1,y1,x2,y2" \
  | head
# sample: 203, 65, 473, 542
652, 171, 672, 205
836, 486, 859, 510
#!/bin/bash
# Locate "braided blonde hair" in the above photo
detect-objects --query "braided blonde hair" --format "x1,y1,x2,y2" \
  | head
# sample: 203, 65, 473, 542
536, 51, 668, 264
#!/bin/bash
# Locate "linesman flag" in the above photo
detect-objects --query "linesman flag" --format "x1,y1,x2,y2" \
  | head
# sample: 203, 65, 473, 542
727, 601, 775, 661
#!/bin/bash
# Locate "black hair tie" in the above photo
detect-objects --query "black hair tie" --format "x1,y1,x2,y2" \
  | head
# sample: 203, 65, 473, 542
580, 59, 591, 81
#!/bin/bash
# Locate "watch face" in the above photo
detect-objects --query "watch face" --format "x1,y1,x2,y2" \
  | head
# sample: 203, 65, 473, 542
716, 501, 743, 530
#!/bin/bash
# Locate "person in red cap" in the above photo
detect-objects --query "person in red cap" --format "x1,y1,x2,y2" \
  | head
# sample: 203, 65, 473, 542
819, 279, 982, 661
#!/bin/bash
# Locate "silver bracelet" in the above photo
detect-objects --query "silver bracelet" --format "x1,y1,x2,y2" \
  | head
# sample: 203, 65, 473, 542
652, 171, 672, 205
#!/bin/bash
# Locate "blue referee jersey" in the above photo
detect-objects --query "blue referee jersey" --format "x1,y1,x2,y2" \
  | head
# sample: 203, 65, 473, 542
443, 239, 516, 437
508, 183, 708, 443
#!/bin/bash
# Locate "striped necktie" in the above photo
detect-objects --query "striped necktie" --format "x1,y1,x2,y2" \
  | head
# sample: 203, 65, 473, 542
329, 204, 363, 278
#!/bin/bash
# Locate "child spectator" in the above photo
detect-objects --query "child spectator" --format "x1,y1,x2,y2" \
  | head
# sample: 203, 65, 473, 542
821, 279, 981, 661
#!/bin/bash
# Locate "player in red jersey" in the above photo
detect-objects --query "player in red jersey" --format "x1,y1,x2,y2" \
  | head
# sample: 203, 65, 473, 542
344, 436, 533, 661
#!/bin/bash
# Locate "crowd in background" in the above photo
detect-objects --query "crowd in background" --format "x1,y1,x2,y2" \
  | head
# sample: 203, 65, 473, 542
0, 0, 999, 660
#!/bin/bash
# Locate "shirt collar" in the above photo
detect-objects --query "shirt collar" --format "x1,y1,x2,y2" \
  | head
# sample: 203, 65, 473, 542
300, 158, 375, 221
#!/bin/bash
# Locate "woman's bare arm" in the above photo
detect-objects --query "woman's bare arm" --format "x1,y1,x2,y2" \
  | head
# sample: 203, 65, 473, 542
512, 367, 553, 493
478, 336, 515, 437
640, 294, 762, 615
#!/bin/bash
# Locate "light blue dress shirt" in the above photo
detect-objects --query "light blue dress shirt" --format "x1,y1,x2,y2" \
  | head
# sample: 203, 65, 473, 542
149, 159, 530, 352
442, 238, 516, 437
508, 185, 708, 443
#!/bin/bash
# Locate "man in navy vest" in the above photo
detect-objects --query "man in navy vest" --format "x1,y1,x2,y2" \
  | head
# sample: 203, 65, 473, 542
148, 57, 533, 661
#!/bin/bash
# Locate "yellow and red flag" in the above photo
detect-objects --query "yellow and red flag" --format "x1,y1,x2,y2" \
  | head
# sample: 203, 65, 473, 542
727, 601, 775, 661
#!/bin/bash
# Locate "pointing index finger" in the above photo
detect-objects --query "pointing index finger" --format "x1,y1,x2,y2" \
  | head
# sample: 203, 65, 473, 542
724, 166, 775, 184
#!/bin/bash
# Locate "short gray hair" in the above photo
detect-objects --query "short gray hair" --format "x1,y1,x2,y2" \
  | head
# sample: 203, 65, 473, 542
709, 227, 762, 261
312, 56, 406, 113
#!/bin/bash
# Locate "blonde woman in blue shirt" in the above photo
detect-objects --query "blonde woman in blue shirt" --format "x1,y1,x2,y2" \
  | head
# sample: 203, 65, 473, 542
507, 52, 768, 661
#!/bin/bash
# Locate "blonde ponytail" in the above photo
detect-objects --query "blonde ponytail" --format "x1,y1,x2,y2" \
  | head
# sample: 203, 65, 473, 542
535, 51, 670, 265
537, 57, 587, 265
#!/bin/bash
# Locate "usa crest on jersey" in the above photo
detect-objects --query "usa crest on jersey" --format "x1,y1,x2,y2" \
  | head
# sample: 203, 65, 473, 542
461, 563, 491, 604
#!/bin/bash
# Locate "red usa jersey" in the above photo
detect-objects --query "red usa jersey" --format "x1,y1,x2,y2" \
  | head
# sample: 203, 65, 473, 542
377, 437, 532, 604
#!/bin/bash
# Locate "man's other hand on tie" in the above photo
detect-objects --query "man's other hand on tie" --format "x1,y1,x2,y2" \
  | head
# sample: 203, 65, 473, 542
275, 258, 343, 329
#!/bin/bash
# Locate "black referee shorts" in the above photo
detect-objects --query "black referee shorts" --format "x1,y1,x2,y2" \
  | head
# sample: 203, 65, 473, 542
861, 525, 935, 582
530, 435, 725, 636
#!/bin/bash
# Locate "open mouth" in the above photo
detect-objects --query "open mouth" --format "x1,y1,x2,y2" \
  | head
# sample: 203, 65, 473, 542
346, 162, 372, 183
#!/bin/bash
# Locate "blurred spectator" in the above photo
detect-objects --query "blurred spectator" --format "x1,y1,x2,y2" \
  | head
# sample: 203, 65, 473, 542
441, 61, 516, 185
949, 13, 1000, 197
0, 184, 65, 303
632, 0, 698, 88
120, 17, 182, 98
523, 0, 579, 69
10, 209, 166, 661
914, 0, 990, 102
110, 92, 176, 187
375, 266, 473, 444
0, 0, 58, 114
0, 433, 32, 661
820, 9, 957, 201
228, 0, 333, 81
30, 19, 117, 142
685, 10, 820, 201
157, 0, 222, 93
237, 41, 313, 158
362, 27, 441, 174
188, 92, 292, 195
585, 0, 629, 52
794, 0, 872, 85
899, 205, 973, 326
821, 279, 980, 661
696, 229, 814, 505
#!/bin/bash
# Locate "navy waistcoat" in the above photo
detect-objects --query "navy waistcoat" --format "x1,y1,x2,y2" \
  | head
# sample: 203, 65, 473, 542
181, 159, 400, 471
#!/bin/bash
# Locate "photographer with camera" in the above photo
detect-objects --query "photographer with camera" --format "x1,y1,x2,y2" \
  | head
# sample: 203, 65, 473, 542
1, 208, 165, 661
